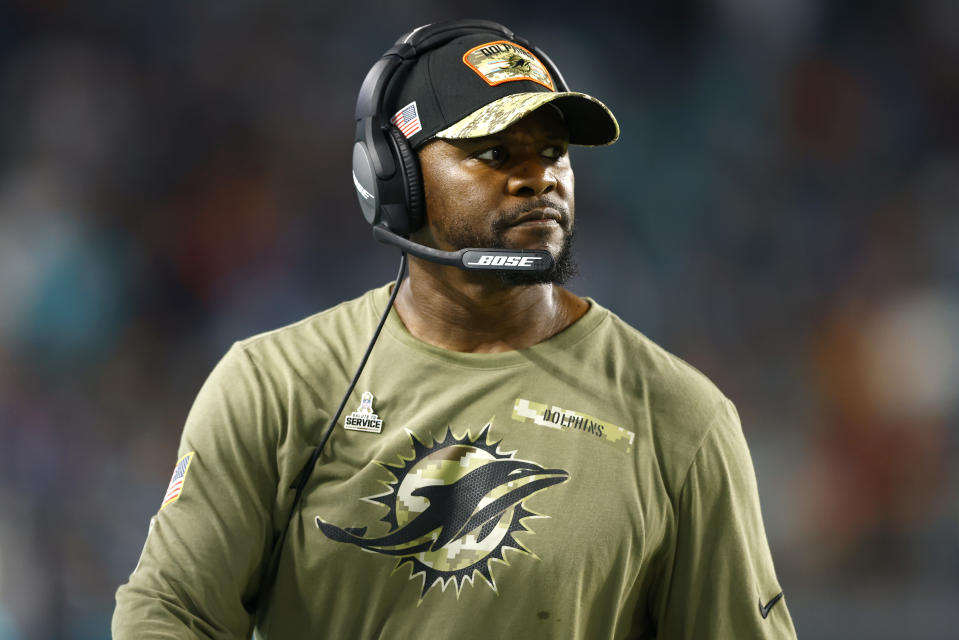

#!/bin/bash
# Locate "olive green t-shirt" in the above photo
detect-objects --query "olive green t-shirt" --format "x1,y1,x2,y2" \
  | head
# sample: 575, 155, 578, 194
113, 284, 796, 639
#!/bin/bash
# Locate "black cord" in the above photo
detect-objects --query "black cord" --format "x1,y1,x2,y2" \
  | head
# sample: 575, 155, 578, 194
301, 253, 407, 475
254, 252, 408, 610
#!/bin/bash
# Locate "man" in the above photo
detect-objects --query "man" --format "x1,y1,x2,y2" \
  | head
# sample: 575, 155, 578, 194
114, 20, 797, 639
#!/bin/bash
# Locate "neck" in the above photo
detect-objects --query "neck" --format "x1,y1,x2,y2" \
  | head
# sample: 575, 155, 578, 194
393, 257, 588, 353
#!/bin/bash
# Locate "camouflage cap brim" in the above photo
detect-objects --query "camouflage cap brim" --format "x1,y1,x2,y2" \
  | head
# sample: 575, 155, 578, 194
434, 92, 620, 146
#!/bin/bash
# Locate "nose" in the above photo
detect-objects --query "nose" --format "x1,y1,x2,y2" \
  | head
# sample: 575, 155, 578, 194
506, 156, 558, 197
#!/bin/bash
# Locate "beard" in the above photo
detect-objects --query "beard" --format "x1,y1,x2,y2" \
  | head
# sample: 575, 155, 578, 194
435, 207, 579, 286
494, 229, 578, 285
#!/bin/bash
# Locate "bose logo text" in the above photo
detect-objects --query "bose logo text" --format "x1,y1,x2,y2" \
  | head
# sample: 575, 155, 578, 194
466, 255, 543, 267
352, 171, 374, 201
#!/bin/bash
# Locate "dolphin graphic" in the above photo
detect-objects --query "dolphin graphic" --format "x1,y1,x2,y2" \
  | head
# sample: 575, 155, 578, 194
316, 458, 568, 555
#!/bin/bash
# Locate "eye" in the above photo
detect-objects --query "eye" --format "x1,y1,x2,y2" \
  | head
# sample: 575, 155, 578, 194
474, 146, 505, 162
541, 144, 567, 161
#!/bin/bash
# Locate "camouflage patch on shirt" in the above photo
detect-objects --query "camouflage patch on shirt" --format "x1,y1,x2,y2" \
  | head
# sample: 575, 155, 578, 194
512, 398, 635, 453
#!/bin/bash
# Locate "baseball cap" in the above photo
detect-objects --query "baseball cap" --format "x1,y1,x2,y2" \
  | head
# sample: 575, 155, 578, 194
383, 32, 620, 149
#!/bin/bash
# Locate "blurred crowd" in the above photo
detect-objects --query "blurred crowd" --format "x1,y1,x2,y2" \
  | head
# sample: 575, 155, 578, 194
0, 1, 957, 638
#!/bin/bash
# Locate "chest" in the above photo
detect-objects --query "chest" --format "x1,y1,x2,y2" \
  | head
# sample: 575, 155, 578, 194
263, 367, 670, 637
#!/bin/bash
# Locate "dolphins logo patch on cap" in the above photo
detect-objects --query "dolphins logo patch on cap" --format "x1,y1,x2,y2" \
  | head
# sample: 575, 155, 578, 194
462, 40, 555, 90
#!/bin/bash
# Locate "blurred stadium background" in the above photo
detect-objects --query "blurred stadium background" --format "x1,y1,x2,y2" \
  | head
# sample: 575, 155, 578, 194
1, 1, 957, 638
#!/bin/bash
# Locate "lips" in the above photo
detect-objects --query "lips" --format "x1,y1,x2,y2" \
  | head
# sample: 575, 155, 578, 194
508, 207, 565, 227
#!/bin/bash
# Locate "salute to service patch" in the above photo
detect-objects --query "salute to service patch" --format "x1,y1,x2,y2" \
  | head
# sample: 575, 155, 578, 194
344, 391, 384, 433
160, 451, 195, 509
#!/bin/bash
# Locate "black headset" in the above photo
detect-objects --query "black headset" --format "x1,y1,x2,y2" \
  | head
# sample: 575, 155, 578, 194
351, 19, 570, 240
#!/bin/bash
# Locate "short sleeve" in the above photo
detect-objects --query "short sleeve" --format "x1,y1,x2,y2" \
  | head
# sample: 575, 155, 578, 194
112, 344, 281, 639
653, 399, 797, 639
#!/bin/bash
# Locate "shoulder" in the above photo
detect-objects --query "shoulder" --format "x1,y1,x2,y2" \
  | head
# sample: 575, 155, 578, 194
588, 299, 727, 412
586, 300, 735, 494
195, 285, 389, 403
233, 285, 388, 366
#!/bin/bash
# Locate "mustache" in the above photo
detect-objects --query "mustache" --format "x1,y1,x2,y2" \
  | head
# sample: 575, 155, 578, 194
491, 198, 571, 231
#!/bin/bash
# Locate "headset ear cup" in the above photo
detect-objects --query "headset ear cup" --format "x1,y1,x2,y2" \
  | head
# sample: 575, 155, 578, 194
386, 126, 425, 233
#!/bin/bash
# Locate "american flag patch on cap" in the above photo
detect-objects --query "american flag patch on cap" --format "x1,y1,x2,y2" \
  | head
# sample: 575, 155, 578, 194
390, 101, 423, 138
161, 451, 195, 509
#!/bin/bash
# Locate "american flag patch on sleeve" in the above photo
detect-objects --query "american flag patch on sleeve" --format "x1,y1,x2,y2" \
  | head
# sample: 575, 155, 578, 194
161, 451, 195, 509
390, 101, 422, 138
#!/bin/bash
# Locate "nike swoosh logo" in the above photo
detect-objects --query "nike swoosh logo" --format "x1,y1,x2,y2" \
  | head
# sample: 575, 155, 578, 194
759, 592, 784, 619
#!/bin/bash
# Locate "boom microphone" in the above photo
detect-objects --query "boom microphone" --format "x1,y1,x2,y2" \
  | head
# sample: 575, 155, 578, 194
372, 224, 554, 272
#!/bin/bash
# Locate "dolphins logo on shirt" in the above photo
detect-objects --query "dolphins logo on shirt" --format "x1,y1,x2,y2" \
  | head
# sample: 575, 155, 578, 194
315, 425, 570, 598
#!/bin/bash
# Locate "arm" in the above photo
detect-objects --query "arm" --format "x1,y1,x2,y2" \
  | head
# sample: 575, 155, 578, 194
113, 344, 281, 639
653, 399, 797, 639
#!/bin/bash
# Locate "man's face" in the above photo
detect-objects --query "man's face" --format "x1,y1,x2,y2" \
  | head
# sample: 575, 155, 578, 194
416, 106, 577, 284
